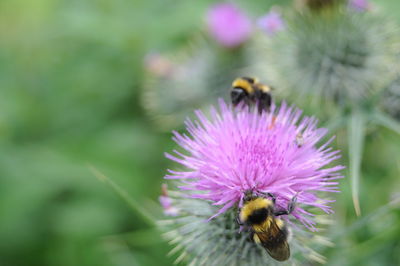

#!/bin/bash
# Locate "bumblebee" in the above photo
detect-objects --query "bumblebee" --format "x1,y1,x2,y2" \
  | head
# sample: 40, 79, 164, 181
238, 191, 297, 261
231, 77, 273, 113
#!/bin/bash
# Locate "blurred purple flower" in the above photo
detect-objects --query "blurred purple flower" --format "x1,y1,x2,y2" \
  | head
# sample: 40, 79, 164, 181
165, 100, 344, 230
159, 184, 179, 216
206, 3, 252, 48
349, 0, 370, 12
257, 10, 285, 35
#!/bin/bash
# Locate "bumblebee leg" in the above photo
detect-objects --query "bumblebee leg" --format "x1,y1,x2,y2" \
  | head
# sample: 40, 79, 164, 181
257, 192, 276, 204
231, 88, 246, 106
287, 195, 297, 214
236, 209, 244, 226
244, 97, 253, 112
252, 232, 262, 244
236, 210, 251, 233
258, 92, 272, 114
236, 216, 244, 226
274, 195, 297, 216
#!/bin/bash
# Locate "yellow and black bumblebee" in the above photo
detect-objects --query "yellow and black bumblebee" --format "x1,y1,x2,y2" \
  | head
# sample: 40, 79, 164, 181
231, 77, 273, 113
238, 191, 297, 261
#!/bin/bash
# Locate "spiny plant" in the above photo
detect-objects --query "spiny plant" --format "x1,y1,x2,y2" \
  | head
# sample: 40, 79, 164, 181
160, 99, 343, 265
248, 1, 400, 216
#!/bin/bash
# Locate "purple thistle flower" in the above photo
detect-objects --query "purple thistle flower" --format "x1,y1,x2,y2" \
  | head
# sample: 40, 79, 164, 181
349, 0, 370, 12
206, 3, 252, 48
257, 10, 285, 36
165, 100, 344, 230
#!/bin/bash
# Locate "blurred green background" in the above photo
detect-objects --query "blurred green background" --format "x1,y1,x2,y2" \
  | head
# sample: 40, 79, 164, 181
0, 0, 400, 265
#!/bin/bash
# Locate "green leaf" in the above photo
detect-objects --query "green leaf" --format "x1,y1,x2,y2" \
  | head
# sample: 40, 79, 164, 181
332, 196, 400, 239
89, 165, 155, 227
348, 110, 366, 216
102, 228, 161, 247
371, 110, 400, 134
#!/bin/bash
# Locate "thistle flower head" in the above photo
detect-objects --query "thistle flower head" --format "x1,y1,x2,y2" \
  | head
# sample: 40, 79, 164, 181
206, 3, 252, 48
257, 10, 285, 36
165, 100, 343, 229
250, 10, 400, 105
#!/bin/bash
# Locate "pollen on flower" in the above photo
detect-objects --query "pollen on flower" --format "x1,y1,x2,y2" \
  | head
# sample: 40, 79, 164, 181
165, 99, 344, 230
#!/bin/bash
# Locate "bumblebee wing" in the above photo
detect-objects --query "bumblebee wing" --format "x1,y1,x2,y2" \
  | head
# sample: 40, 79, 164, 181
257, 92, 272, 113
265, 240, 290, 261
256, 221, 290, 261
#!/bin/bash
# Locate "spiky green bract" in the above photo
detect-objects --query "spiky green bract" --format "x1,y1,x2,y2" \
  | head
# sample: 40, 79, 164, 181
250, 9, 400, 107
142, 36, 249, 131
381, 77, 400, 121
159, 190, 332, 266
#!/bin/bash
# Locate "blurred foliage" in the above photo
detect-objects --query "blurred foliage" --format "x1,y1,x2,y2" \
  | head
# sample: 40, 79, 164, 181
0, 0, 399, 266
